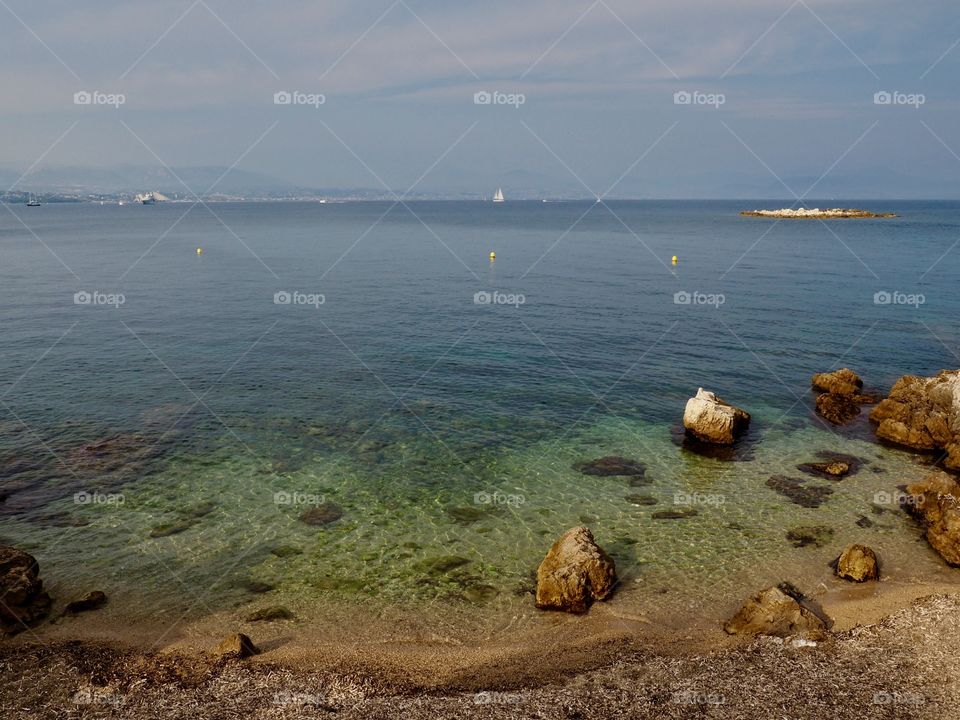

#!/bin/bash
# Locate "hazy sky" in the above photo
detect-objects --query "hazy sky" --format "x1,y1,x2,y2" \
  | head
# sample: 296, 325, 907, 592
1, 0, 959, 196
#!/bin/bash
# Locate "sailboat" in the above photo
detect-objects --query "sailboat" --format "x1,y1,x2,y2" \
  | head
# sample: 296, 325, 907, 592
492, 188, 504, 203
26, 194, 41, 207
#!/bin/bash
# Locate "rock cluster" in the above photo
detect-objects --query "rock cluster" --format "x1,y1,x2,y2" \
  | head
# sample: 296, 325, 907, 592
740, 208, 895, 219
683, 388, 750, 445
535, 526, 616, 613
870, 370, 960, 470
903, 471, 960, 566
811, 368, 874, 425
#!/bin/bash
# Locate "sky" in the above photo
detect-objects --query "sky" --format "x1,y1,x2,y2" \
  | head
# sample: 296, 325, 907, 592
1, 0, 959, 197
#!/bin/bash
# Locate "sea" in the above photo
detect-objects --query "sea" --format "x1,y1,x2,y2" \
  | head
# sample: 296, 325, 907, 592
1, 199, 958, 639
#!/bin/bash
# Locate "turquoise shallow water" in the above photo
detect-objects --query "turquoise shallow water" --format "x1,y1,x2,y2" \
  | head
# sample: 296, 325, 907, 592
1, 200, 958, 632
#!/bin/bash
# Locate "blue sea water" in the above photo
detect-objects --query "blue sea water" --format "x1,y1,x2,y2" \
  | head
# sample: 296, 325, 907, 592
1, 200, 958, 636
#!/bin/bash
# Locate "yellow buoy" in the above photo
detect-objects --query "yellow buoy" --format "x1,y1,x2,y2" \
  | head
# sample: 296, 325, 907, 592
671, 255, 678, 265
196, 248, 203, 255
489, 251, 496, 260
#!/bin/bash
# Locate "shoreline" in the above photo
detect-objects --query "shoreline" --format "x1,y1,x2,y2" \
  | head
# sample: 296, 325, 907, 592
4, 588, 960, 718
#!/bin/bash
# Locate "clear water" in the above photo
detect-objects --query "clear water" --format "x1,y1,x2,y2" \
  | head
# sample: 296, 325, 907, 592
1, 200, 958, 635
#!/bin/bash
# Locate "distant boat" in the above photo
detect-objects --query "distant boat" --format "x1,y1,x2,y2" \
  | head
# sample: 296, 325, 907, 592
492, 188, 504, 203
136, 192, 157, 205
26, 194, 41, 207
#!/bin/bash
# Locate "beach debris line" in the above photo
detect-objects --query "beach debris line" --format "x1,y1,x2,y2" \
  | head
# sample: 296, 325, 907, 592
535, 526, 616, 613
833, 544, 880, 582
0, 545, 52, 635
683, 388, 751, 445
740, 208, 896, 219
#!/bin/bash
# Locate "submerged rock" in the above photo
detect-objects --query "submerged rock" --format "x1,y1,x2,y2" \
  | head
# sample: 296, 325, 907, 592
149, 518, 198, 538
535, 526, 616, 613
683, 388, 750, 445
797, 452, 864, 480
812, 368, 863, 396
903, 471, 960, 565
766, 475, 834, 509
573, 457, 646, 478
870, 370, 960, 470
723, 585, 829, 638
815, 393, 862, 425
245, 606, 294, 622
834, 544, 879, 582
298, 502, 344, 526
0, 545, 52, 634
415, 556, 472, 575
64, 590, 107, 614
624, 494, 658, 506
651, 509, 699, 520
786, 525, 834, 548
216, 633, 259, 658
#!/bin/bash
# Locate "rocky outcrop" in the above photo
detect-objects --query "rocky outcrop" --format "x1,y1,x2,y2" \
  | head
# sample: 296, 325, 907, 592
741, 208, 895, 219
723, 585, 829, 638
683, 388, 750, 445
903, 471, 960, 565
298, 503, 344, 526
870, 371, 960, 471
535, 526, 616, 613
0, 545, 52, 634
812, 369, 863, 396
835, 544, 879, 582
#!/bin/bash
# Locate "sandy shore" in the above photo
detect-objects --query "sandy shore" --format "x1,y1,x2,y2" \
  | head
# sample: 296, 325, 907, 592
3, 579, 959, 719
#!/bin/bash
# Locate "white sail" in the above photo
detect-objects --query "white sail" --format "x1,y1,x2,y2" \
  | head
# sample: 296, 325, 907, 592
493, 188, 504, 203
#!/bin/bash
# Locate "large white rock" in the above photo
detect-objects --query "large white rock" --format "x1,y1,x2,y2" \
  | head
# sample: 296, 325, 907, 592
683, 388, 751, 445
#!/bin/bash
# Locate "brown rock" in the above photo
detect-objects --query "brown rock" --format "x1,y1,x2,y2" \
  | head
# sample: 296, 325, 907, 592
835, 544, 879, 582
535, 526, 616, 613
683, 388, 751, 445
215, 633, 259, 658
0, 545, 52, 635
298, 502, 344, 526
812, 368, 863, 396
816, 393, 861, 425
723, 586, 828, 638
870, 370, 960, 469
904, 471, 960, 565
64, 590, 107, 614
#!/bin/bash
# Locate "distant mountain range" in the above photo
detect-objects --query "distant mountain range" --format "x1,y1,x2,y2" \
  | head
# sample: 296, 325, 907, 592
0, 163, 955, 201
